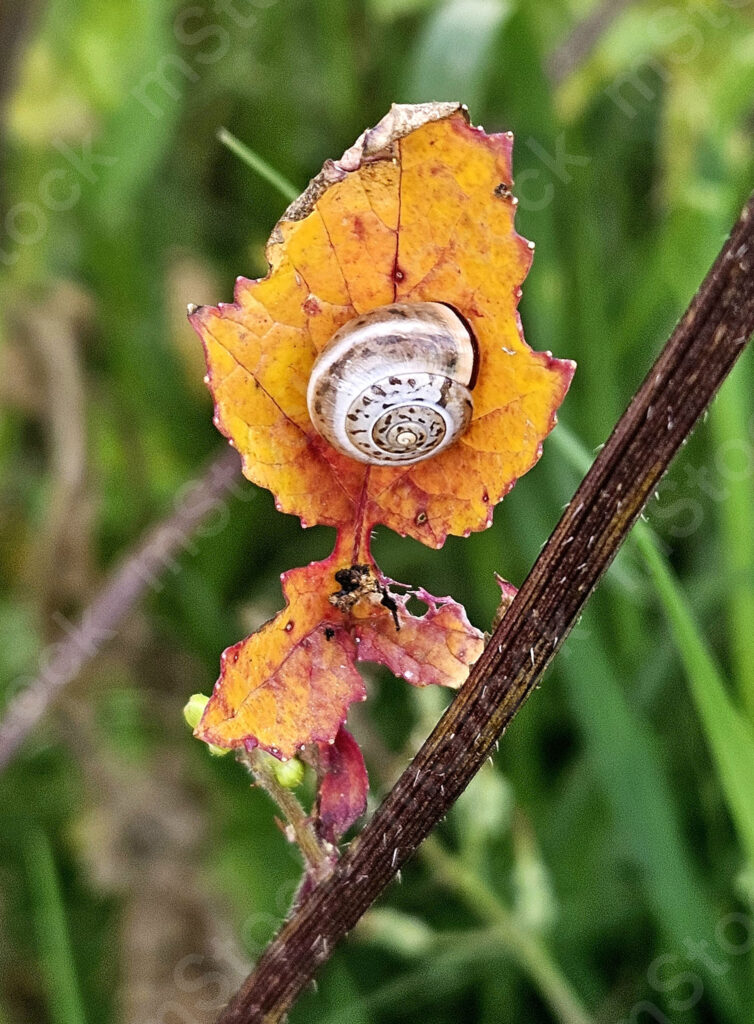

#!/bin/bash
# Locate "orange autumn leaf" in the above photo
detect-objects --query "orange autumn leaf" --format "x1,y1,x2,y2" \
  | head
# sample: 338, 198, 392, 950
190, 102, 574, 548
196, 535, 484, 763
349, 585, 485, 689
189, 103, 575, 838
197, 552, 363, 761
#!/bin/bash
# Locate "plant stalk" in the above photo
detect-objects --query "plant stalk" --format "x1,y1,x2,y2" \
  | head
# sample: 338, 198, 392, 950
239, 749, 333, 882
215, 196, 754, 1023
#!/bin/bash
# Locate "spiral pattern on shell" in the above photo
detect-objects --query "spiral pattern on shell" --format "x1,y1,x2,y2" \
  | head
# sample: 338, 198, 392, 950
306, 302, 476, 467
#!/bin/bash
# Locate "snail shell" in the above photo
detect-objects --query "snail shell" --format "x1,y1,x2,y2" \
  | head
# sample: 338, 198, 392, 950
306, 302, 476, 466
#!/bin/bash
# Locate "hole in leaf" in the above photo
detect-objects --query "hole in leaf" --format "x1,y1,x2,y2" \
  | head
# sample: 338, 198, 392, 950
405, 595, 429, 617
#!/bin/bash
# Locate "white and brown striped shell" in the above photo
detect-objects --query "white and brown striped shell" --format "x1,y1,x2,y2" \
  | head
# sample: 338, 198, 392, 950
306, 302, 477, 466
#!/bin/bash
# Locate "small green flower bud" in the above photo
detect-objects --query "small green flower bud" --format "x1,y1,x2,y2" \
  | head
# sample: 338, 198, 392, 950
183, 693, 230, 757
267, 753, 305, 788
183, 693, 210, 730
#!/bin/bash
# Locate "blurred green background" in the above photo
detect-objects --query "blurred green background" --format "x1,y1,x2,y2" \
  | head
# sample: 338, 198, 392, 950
1, 0, 754, 1022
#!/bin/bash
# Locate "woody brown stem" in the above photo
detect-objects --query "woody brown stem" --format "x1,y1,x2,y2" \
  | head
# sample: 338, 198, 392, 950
216, 195, 754, 1023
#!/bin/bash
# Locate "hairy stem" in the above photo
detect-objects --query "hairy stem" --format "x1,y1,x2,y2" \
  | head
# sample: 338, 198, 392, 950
239, 750, 333, 882
216, 195, 754, 1023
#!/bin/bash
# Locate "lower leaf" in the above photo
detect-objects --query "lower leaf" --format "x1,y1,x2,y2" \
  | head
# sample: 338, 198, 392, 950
195, 537, 491, 836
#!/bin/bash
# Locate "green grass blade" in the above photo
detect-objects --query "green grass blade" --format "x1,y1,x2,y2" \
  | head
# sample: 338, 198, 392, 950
216, 128, 299, 203
560, 623, 740, 1019
708, 350, 754, 721
519, 429, 742, 1017
636, 530, 754, 869
25, 830, 87, 1024
551, 423, 754, 873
